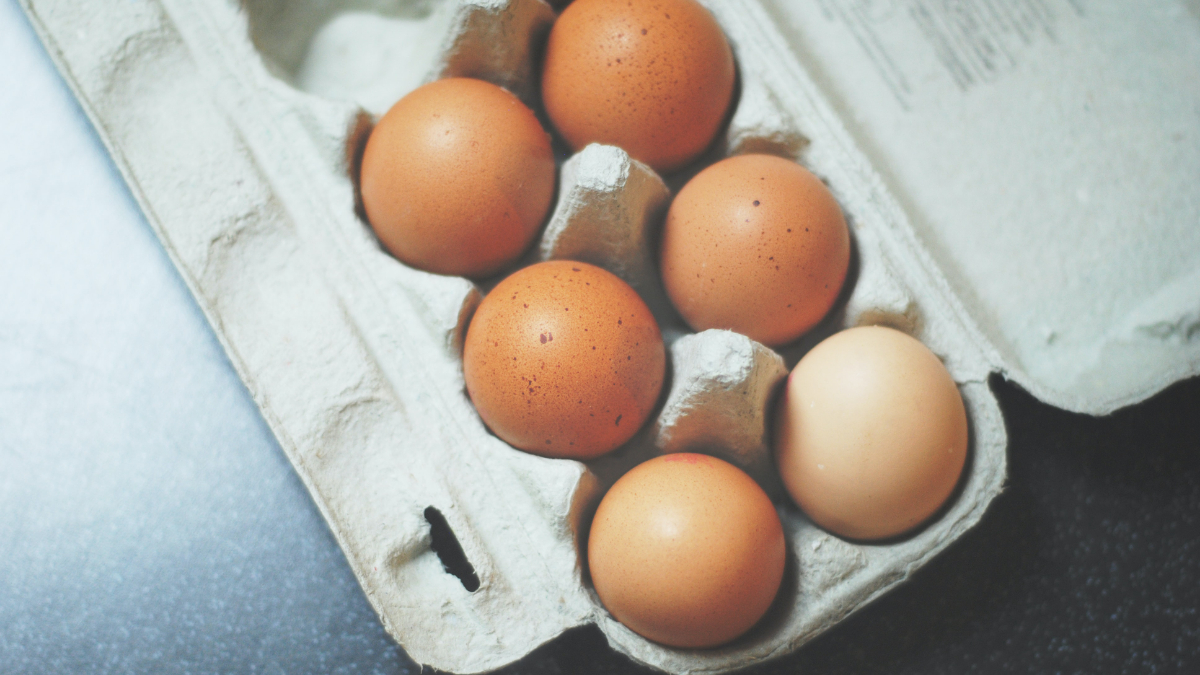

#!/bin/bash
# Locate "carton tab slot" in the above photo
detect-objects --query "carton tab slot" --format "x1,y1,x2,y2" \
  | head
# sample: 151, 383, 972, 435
424, 506, 480, 592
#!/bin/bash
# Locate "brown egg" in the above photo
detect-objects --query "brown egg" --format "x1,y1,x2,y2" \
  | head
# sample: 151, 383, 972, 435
588, 453, 786, 648
659, 154, 850, 347
463, 261, 665, 459
541, 0, 735, 173
774, 326, 969, 541
359, 78, 556, 278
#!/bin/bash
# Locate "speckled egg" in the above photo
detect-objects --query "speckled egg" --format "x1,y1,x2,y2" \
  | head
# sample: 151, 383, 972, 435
541, 0, 735, 173
774, 326, 969, 541
588, 453, 786, 648
463, 261, 665, 459
659, 153, 851, 347
359, 77, 556, 278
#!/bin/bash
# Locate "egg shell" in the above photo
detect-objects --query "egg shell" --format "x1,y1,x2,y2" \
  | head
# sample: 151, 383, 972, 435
359, 77, 555, 278
541, 0, 735, 173
463, 260, 665, 459
588, 453, 786, 648
659, 154, 850, 347
774, 326, 969, 541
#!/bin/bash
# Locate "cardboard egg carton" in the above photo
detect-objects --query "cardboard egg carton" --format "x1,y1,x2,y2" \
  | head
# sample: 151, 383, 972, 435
21, 0, 1198, 672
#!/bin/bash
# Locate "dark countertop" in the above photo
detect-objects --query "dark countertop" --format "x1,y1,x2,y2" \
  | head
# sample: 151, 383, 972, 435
3, 1, 1197, 672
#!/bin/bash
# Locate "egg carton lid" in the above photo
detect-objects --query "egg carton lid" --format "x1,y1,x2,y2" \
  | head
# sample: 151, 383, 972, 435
758, 0, 1200, 414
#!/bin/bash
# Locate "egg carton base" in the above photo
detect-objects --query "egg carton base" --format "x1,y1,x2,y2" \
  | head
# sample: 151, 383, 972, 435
18, 0, 1013, 673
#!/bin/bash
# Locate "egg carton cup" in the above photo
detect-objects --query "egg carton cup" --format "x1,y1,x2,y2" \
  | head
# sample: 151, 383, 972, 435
22, 0, 1022, 671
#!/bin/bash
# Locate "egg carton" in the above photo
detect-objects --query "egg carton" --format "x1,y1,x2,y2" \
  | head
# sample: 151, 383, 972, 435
19, 0, 1011, 672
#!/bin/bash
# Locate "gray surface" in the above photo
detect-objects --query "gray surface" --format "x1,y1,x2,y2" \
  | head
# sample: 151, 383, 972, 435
0, 2, 412, 672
